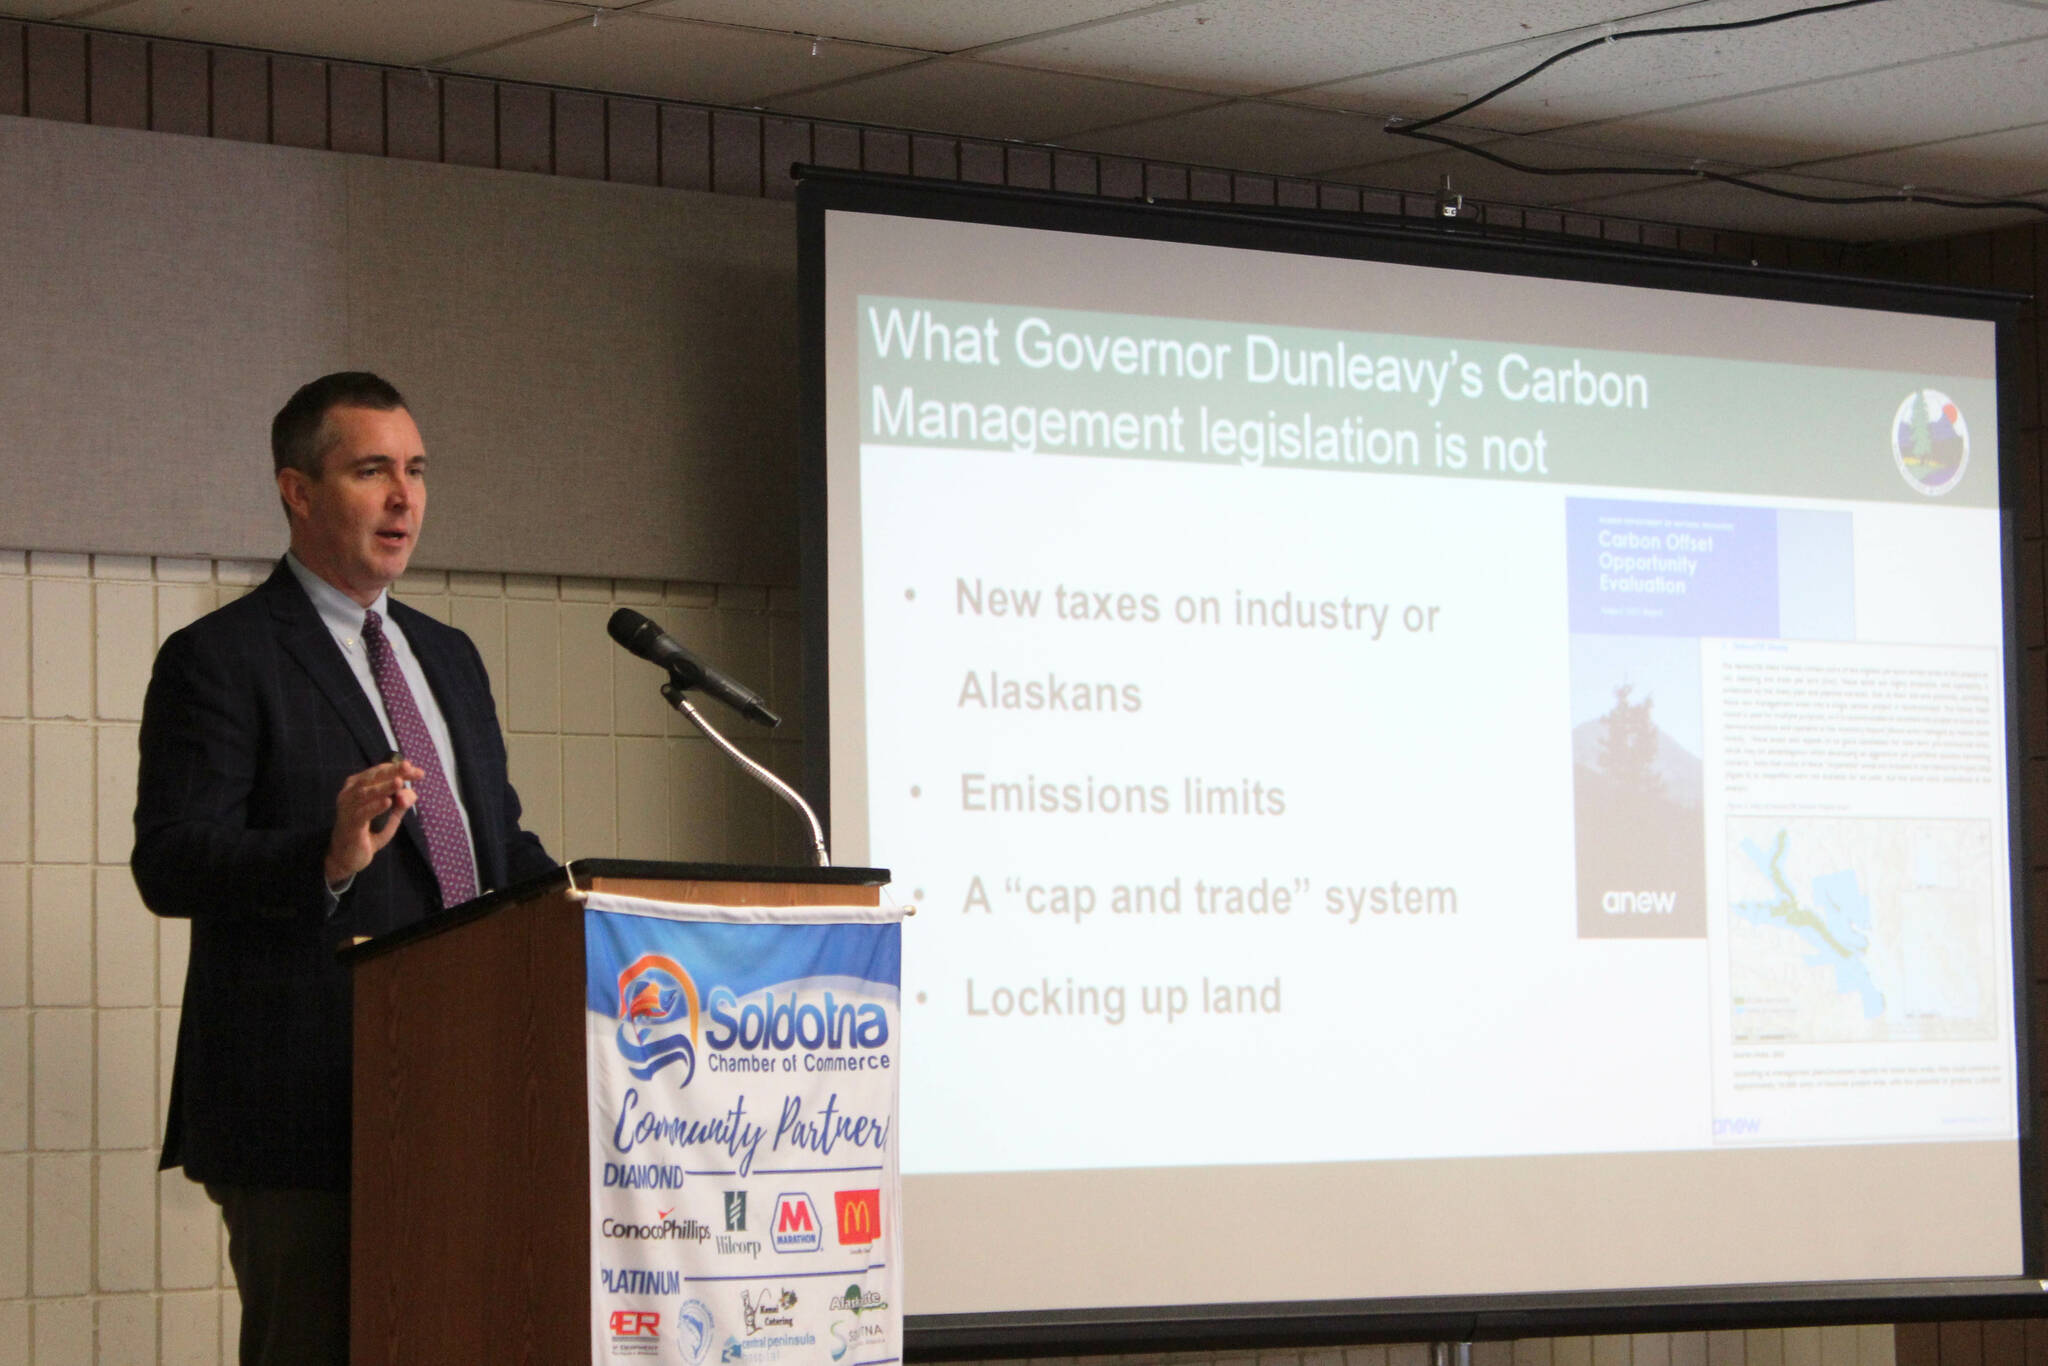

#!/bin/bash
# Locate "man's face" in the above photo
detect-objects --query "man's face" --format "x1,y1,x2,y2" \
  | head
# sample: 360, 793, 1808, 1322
278, 404, 427, 607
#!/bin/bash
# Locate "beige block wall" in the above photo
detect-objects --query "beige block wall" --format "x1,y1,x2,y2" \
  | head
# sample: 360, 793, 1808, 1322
0, 544, 1899, 1366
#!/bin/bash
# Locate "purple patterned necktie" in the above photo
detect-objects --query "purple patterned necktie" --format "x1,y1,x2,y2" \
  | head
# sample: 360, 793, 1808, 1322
361, 609, 479, 908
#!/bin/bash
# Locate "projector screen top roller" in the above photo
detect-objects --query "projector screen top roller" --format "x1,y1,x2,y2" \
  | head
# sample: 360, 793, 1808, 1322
798, 174, 2036, 1347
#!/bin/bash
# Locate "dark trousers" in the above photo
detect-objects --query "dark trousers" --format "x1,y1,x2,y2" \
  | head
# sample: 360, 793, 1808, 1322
205, 1183, 350, 1366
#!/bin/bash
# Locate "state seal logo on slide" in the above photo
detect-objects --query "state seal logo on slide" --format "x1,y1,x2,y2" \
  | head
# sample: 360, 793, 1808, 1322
1891, 388, 1969, 495
615, 953, 701, 1086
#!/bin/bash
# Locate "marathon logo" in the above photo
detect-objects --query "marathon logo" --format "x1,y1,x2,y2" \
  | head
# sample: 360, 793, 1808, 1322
770, 1193, 822, 1254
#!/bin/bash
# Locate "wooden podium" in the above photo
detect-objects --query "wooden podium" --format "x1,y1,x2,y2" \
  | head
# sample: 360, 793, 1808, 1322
344, 858, 889, 1365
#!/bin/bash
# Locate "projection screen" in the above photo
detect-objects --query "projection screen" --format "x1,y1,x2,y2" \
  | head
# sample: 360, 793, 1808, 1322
796, 172, 2038, 1349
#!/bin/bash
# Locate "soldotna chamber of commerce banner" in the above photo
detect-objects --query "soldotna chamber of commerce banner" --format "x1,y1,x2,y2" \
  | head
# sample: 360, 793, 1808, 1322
583, 893, 904, 1366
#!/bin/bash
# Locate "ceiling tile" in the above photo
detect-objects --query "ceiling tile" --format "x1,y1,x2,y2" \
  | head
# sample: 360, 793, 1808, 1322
640, 0, 1171, 53
57, 0, 567, 67
1563, 171, 2046, 242
1297, 44, 1616, 129
14, 0, 2046, 244
986, 0, 1643, 96
1316, 132, 1716, 208
1298, 0, 2048, 132
1777, 122, 2048, 200
1370, 127, 2048, 232
1063, 98, 1387, 175
769, 56, 1217, 143
1530, 33, 2048, 167
449, 11, 920, 106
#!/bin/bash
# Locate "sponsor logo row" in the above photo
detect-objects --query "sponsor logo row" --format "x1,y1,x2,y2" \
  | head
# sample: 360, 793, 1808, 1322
603, 1283, 889, 1365
601, 1187, 881, 1253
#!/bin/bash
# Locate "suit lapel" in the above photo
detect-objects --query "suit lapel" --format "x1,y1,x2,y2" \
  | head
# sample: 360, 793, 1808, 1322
266, 563, 391, 768
268, 564, 437, 878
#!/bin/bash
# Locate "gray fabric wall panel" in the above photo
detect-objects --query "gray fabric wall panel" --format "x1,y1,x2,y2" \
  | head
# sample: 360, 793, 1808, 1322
0, 114, 350, 560
1, 114, 802, 585
343, 158, 799, 585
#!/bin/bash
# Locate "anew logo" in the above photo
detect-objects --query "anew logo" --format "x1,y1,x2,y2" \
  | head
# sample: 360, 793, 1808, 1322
615, 954, 701, 1086
1602, 889, 1676, 915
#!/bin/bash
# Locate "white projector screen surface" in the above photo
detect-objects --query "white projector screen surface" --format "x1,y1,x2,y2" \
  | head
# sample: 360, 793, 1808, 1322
811, 201, 2025, 1322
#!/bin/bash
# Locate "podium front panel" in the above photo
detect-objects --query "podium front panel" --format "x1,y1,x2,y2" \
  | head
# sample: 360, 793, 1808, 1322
350, 867, 898, 1366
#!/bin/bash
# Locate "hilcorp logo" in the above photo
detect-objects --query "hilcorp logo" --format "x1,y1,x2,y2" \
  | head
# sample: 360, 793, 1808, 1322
703, 986, 890, 1053
615, 954, 700, 1085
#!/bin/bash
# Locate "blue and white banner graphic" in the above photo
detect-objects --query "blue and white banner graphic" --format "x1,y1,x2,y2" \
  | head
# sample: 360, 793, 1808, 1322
584, 893, 903, 1366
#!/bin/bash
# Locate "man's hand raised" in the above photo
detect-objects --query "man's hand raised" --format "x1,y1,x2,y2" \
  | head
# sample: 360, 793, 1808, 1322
324, 757, 424, 887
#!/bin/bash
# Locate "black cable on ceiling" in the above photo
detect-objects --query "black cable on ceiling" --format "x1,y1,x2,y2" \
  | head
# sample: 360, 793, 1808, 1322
1383, 0, 2048, 220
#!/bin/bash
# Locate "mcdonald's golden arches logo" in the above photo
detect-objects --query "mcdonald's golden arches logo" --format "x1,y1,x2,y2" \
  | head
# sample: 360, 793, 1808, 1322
834, 1189, 880, 1245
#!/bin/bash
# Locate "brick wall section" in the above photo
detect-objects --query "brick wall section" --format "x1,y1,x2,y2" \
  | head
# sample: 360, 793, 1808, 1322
0, 551, 804, 1365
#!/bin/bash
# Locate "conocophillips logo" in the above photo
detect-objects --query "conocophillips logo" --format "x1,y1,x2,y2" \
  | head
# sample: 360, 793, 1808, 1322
616, 954, 700, 1085
601, 1214, 711, 1242
1892, 388, 1970, 496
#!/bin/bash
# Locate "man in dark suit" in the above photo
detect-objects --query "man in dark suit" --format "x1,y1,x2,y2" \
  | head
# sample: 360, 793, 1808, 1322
133, 372, 554, 1366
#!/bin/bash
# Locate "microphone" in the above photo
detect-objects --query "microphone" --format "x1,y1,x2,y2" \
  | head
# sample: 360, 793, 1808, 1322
606, 609, 781, 728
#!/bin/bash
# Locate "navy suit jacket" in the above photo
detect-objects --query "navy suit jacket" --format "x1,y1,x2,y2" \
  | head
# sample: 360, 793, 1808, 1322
132, 560, 553, 1190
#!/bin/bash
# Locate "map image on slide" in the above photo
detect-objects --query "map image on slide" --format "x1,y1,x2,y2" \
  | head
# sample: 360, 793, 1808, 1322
1726, 817, 1997, 1045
